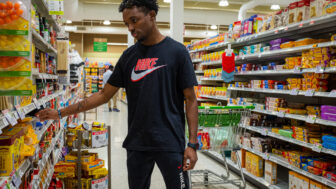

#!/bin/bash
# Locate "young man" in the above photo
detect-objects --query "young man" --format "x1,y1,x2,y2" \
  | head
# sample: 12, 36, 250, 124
103, 65, 120, 112
36, 0, 199, 188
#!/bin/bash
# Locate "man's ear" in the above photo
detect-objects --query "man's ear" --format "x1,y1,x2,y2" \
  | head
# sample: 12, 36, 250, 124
149, 10, 156, 21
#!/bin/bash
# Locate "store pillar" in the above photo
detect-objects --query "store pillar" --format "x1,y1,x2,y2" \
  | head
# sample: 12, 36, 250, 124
170, 0, 184, 43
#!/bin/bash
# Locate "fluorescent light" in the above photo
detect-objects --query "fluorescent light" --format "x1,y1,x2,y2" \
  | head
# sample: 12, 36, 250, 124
219, 0, 229, 7
103, 20, 111, 25
66, 20, 72, 24
270, 4, 280, 10
210, 25, 218, 30
163, 0, 171, 3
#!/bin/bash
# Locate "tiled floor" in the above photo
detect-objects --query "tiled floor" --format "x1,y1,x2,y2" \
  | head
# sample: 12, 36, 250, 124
84, 102, 257, 189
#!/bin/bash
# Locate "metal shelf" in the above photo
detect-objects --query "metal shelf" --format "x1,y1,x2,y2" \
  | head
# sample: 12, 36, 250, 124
252, 108, 336, 127
199, 95, 228, 101
235, 41, 336, 63
32, 128, 64, 189
188, 13, 336, 54
0, 91, 64, 131
32, 69, 58, 79
240, 125, 336, 156
241, 146, 336, 188
31, 0, 61, 32
203, 150, 287, 189
192, 59, 202, 63
228, 87, 336, 98
32, 30, 57, 55
236, 67, 336, 76
0, 159, 31, 189
201, 77, 223, 82
200, 60, 222, 66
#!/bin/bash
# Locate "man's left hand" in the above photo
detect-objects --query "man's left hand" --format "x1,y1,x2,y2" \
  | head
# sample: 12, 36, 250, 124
183, 147, 198, 171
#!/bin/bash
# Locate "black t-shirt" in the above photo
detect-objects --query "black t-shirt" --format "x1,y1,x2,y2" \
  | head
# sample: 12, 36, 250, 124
108, 37, 198, 152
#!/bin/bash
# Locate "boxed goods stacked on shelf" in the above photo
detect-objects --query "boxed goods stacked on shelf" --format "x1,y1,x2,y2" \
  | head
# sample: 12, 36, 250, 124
188, 0, 336, 188
54, 121, 110, 189
0, 0, 33, 96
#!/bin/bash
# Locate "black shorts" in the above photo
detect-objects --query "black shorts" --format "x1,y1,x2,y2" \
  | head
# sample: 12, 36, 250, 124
127, 150, 189, 189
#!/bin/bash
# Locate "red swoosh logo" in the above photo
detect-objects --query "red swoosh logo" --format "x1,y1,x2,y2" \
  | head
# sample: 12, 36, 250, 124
131, 65, 166, 82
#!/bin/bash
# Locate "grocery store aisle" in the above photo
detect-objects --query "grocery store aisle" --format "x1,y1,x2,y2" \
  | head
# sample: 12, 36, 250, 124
85, 101, 257, 189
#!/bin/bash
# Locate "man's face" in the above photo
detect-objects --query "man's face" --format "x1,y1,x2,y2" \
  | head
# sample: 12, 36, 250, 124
122, 7, 154, 42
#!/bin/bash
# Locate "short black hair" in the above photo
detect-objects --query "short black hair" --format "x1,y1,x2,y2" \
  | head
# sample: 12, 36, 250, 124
109, 65, 114, 70
119, 0, 159, 14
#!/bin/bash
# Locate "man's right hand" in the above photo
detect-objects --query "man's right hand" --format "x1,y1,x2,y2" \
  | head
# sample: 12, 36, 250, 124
36, 108, 59, 121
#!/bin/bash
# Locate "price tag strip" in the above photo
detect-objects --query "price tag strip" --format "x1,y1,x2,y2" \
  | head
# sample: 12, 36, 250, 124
33, 98, 41, 109
3, 110, 18, 126
305, 89, 315, 97
290, 89, 299, 95
306, 115, 317, 124
277, 111, 285, 118
15, 105, 25, 120
329, 90, 336, 98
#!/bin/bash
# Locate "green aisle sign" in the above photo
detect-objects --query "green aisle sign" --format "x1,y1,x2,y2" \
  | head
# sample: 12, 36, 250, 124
93, 42, 107, 52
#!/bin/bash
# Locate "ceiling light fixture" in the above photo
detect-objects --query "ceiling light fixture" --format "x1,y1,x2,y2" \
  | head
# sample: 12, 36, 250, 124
66, 20, 72, 24
103, 20, 111, 25
270, 4, 280, 10
210, 25, 218, 30
163, 0, 171, 3
219, 0, 229, 7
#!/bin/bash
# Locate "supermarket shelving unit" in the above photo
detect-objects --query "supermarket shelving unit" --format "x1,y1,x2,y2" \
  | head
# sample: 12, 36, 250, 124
72, 126, 112, 189
0, 0, 71, 188
189, 12, 336, 189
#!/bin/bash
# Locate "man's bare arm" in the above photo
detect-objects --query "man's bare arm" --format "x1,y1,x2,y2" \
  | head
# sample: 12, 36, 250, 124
36, 84, 119, 121
183, 87, 198, 171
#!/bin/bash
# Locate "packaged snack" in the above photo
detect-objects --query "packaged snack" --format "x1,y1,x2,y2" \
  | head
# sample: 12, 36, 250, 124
323, 0, 336, 15
297, 0, 311, 22
0, 0, 30, 32
310, 0, 324, 18
265, 160, 277, 185
289, 2, 298, 24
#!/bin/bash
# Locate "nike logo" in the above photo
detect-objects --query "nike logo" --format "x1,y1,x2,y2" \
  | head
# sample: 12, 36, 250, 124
131, 65, 166, 82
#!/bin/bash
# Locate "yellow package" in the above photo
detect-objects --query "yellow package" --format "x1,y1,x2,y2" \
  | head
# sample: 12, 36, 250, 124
55, 172, 76, 179
0, 77, 33, 91
82, 159, 105, 171
54, 161, 76, 173
65, 152, 97, 164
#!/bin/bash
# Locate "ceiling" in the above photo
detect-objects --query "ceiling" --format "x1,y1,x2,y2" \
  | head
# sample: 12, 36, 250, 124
78, 0, 275, 14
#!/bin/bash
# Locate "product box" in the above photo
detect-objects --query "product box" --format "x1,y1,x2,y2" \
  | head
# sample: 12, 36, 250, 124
289, 2, 298, 24
92, 129, 108, 148
65, 152, 97, 164
57, 40, 69, 72
265, 160, 277, 185
82, 159, 105, 171
91, 175, 108, 189
310, 180, 323, 189
310, 0, 324, 18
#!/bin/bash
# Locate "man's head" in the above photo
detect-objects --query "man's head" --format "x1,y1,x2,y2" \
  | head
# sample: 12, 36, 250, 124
119, 0, 159, 42
109, 65, 114, 71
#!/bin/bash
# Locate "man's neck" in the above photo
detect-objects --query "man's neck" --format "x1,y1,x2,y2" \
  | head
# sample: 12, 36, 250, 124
141, 28, 165, 46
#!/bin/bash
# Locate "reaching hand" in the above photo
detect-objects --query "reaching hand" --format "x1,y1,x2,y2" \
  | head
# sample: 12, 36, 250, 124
36, 108, 59, 121
183, 147, 198, 171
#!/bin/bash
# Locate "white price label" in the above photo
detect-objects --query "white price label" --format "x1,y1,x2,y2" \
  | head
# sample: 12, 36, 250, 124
92, 129, 109, 148
305, 89, 315, 97
0, 117, 9, 128
315, 66, 325, 73
33, 98, 41, 109
329, 90, 336, 98
41, 99, 46, 108
15, 105, 25, 120
265, 153, 270, 160
258, 54, 262, 58
311, 144, 322, 153
261, 129, 268, 136
290, 89, 299, 95
13, 112, 19, 120
306, 115, 317, 124
3, 110, 17, 126
277, 111, 285, 118
12, 172, 22, 187
293, 66, 301, 73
